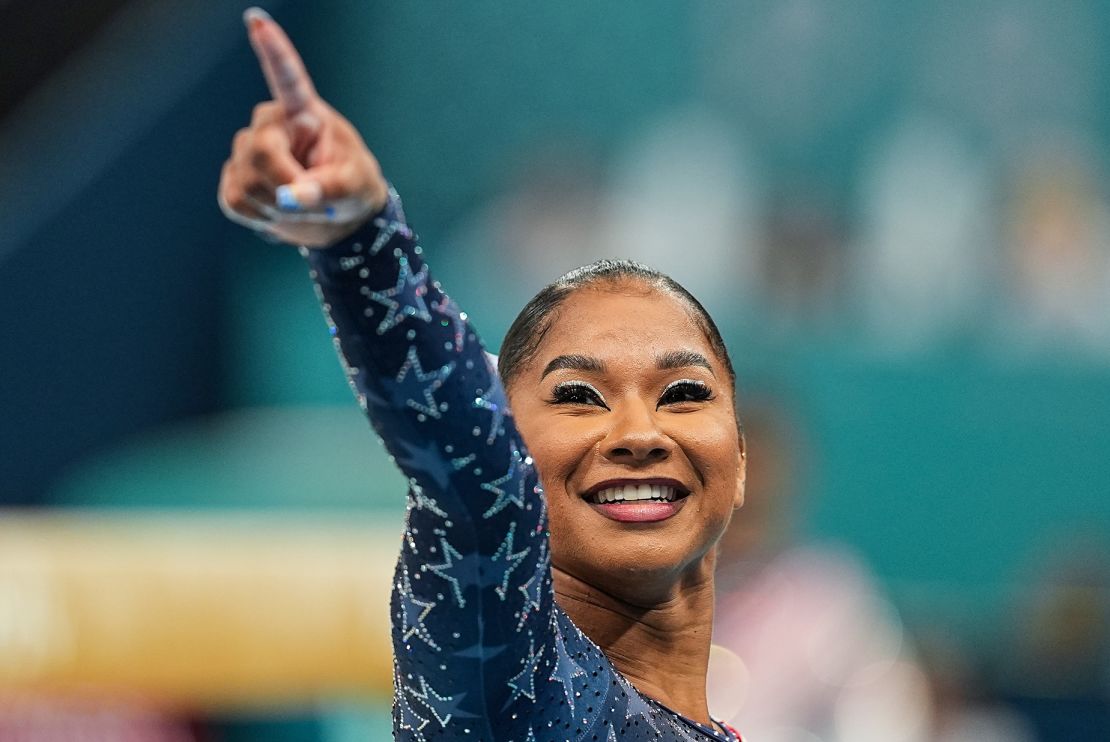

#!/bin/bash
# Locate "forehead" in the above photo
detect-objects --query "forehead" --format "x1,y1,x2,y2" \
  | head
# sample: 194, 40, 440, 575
535, 283, 715, 369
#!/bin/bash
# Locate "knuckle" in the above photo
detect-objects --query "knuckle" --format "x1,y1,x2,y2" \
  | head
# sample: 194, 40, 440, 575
251, 101, 269, 121
231, 128, 252, 157
225, 188, 248, 212
249, 146, 273, 169
245, 181, 271, 200
250, 127, 288, 163
341, 165, 362, 193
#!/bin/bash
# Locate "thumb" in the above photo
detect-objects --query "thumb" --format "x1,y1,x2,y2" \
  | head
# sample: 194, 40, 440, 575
275, 178, 323, 211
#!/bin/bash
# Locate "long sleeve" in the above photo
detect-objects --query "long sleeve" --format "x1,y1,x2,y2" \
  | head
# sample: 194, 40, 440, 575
304, 191, 555, 740
304, 191, 740, 742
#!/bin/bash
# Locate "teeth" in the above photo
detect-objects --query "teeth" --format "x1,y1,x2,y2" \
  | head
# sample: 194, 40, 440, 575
593, 484, 677, 504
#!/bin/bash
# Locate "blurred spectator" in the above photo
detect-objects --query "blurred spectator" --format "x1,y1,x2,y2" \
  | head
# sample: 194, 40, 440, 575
996, 138, 1110, 357
710, 400, 934, 742
1007, 534, 1110, 698
758, 187, 847, 332
599, 107, 763, 312
854, 115, 992, 352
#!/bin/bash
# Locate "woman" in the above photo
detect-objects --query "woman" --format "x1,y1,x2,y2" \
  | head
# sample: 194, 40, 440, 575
219, 10, 746, 741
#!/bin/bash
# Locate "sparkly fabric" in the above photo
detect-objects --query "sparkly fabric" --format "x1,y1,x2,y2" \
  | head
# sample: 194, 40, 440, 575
303, 191, 741, 742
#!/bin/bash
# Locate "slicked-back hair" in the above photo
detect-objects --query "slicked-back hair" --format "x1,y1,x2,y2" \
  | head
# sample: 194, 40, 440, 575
498, 259, 738, 403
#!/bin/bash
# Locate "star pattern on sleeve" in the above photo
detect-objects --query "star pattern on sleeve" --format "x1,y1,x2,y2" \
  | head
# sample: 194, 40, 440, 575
367, 214, 413, 256
408, 675, 470, 728
425, 538, 480, 608
407, 480, 448, 518
505, 638, 544, 706
453, 641, 506, 661
395, 682, 431, 742
431, 294, 469, 353
386, 346, 455, 420
399, 570, 440, 651
480, 446, 532, 519
473, 386, 508, 444
396, 437, 456, 493
516, 543, 547, 629
450, 453, 477, 471
367, 257, 433, 334
486, 522, 532, 601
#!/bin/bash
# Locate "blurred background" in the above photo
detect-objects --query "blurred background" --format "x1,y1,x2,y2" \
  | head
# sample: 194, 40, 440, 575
2, 0, 1109, 739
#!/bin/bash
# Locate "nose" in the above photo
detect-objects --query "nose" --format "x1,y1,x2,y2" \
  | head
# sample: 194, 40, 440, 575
601, 399, 673, 465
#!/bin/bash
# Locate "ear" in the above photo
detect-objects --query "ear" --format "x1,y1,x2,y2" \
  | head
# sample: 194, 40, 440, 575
733, 432, 747, 510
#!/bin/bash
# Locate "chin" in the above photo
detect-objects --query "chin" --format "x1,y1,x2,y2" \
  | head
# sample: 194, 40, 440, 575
563, 536, 715, 595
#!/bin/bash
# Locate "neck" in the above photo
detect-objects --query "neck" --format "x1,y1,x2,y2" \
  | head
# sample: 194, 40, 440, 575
552, 564, 717, 726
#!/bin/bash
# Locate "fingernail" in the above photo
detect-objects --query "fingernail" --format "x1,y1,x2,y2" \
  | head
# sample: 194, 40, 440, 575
275, 184, 301, 211
276, 180, 322, 211
243, 7, 272, 28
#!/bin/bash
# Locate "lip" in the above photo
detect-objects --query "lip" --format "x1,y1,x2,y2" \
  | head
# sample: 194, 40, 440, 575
589, 498, 689, 523
581, 477, 692, 524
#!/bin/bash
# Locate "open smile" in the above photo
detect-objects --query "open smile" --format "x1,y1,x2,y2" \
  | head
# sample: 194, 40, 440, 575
582, 478, 692, 523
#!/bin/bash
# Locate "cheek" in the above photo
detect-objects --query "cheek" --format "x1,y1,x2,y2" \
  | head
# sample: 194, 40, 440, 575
677, 416, 741, 507
685, 413, 738, 466
511, 406, 596, 496
534, 428, 597, 506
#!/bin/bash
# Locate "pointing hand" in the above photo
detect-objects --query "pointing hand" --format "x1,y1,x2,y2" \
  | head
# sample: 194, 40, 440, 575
218, 8, 389, 247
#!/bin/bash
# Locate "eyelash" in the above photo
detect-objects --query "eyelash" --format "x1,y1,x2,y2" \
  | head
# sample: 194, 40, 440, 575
548, 381, 608, 408
658, 379, 713, 407
547, 380, 713, 408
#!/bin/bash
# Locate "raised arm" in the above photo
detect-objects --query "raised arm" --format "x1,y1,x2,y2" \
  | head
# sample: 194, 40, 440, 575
217, 11, 558, 740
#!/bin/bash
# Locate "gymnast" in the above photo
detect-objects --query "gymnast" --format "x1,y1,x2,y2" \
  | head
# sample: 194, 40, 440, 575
218, 9, 746, 741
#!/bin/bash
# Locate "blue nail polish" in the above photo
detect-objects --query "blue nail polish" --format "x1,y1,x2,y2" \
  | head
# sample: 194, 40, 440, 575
325, 205, 336, 219
276, 185, 301, 211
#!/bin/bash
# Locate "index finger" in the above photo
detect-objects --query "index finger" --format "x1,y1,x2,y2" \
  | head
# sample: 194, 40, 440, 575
244, 8, 318, 118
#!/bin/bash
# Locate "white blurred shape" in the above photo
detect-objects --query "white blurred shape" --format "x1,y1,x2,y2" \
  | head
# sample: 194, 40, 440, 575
935, 706, 1037, 742
756, 727, 826, 742
856, 115, 991, 351
0, 573, 73, 682
805, 595, 904, 688
715, 546, 930, 742
833, 660, 933, 742
706, 643, 750, 723
600, 107, 762, 309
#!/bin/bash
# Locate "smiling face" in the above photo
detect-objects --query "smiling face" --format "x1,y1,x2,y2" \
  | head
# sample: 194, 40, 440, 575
506, 279, 745, 604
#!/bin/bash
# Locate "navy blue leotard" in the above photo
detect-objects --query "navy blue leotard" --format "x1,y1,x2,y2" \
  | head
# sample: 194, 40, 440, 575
304, 190, 741, 742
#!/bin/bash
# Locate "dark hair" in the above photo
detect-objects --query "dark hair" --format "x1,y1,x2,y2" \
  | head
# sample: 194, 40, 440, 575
498, 259, 737, 398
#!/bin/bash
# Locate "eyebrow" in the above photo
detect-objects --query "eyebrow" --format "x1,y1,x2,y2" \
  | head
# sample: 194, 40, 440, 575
656, 349, 716, 377
541, 354, 607, 379
540, 350, 715, 379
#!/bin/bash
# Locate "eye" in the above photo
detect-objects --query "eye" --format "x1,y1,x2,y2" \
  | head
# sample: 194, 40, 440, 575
658, 379, 713, 407
548, 381, 609, 409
